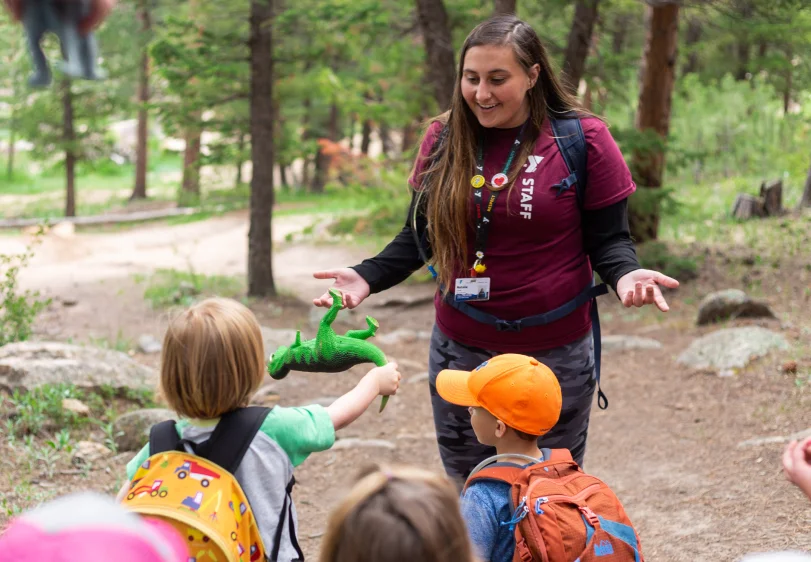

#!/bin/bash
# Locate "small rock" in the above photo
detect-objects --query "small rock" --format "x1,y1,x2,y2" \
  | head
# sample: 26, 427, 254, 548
137, 335, 162, 355
62, 398, 90, 417
677, 327, 789, 371
696, 289, 776, 326
113, 409, 177, 452
407, 372, 430, 384
376, 329, 432, 346
72, 441, 112, 465
781, 360, 798, 374
61, 299, 78, 307
332, 438, 396, 450
602, 335, 663, 352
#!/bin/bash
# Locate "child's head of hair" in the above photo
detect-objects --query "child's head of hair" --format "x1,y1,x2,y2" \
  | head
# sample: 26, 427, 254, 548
319, 464, 476, 562
160, 298, 265, 419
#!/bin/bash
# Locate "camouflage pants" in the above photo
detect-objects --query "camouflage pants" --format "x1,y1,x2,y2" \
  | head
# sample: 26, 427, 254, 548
428, 325, 596, 487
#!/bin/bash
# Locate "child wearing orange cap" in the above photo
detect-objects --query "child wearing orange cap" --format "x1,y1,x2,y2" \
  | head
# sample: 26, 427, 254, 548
435, 353, 562, 562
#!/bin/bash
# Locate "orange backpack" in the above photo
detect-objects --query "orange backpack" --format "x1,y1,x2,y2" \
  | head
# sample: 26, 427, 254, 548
464, 450, 644, 562
122, 407, 280, 562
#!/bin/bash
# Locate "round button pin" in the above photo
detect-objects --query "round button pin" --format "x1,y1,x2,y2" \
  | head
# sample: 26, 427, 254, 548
470, 175, 485, 188
491, 173, 508, 189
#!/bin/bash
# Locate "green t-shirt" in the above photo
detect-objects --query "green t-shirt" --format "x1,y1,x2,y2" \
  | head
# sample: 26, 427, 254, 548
126, 404, 335, 479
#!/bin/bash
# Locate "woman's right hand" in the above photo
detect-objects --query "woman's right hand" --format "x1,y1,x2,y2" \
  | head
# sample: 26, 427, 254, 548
312, 268, 371, 309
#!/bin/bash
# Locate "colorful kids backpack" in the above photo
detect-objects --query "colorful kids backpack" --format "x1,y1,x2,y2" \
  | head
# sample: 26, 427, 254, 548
464, 449, 644, 562
122, 407, 273, 562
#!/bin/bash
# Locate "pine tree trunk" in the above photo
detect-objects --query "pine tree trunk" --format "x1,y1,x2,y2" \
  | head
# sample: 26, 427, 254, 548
735, 2, 752, 81
236, 132, 245, 188
248, 0, 276, 297
131, 0, 151, 200
682, 16, 701, 75
379, 122, 392, 157
401, 121, 417, 154
414, 0, 455, 112
783, 47, 792, 114
493, 0, 516, 15
62, 79, 76, 217
361, 119, 372, 155
611, 14, 630, 54
181, 122, 202, 197
562, 0, 600, 96
800, 160, 811, 209
629, 2, 679, 242
279, 164, 289, 191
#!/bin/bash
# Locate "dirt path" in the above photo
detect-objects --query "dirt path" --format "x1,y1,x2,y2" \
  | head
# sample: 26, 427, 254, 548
1, 212, 809, 561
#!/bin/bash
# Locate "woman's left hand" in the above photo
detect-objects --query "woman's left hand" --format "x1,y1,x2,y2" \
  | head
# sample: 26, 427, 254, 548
616, 269, 680, 312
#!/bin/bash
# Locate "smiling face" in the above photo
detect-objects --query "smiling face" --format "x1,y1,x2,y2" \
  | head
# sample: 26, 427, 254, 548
461, 44, 539, 129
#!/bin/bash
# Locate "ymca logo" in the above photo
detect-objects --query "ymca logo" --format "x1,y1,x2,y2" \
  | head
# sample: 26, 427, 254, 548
525, 154, 544, 173
594, 540, 614, 556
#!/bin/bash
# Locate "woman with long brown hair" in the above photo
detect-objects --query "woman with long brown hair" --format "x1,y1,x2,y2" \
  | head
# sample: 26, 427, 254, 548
312, 15, 678, 485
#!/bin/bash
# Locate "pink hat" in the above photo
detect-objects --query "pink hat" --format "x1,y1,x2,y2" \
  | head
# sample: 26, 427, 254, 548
0, 492, 188, 562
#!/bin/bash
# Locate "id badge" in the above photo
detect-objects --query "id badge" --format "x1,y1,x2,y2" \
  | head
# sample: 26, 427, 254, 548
454, 277, 491, 302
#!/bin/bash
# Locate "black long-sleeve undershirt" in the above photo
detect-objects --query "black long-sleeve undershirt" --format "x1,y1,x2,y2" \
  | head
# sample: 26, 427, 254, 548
351, 195, 640, 296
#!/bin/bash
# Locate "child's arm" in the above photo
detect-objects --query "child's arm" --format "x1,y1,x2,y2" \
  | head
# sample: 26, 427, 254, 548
783, 436, 811, 500
115, 481, 129, 503
327, 362, 401, 430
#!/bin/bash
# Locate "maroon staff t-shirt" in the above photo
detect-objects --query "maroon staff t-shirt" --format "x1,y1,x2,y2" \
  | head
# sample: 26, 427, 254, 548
410, 117, 636, 352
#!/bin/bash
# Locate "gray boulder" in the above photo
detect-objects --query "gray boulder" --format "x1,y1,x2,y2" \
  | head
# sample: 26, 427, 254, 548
677, 327, 789, 371
0, 342, 156, 393
696, 289, 775, 326
113, 408, 177, 452
602, 335, 663, 352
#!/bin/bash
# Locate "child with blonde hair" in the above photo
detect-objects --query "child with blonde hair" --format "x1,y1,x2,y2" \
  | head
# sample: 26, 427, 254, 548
319, 464, 476, 562
117, 298, 401, 562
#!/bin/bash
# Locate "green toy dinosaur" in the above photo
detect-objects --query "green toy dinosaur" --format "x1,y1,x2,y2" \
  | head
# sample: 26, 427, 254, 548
267, 288, 390, 412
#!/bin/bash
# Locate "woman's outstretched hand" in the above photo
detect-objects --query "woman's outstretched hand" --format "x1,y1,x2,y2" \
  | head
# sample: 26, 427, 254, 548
312, 268, 371, 309
616, 269, 680, 312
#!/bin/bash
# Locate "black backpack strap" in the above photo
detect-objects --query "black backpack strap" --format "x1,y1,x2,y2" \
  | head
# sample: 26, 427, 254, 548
271, 476, 304, 562
149, 420, 182, 455
549, 113, 589, 210
191, 406, 272, 474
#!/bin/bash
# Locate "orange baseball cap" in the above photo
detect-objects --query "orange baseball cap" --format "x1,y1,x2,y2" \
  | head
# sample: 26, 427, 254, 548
436, 354, 562, 436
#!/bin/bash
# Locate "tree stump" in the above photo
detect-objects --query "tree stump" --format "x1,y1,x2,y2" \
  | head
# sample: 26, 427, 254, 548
732, 194, 765, 220
760, 179, 783, 216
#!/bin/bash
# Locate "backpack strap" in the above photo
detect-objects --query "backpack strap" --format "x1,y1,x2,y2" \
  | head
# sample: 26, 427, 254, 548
271, 476, 304, 562
149, 420, 182, 455
463, 452, 548, 492
191, 406, 272, 474
549, 113, 588, 210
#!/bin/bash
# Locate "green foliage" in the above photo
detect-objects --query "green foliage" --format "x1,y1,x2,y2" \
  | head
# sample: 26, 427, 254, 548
0, 236, 51, 346
136, 268, 244, 308
5, 383, 84, 436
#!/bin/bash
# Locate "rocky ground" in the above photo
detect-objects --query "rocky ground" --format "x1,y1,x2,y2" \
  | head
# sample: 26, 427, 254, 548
0, 211, 809, 561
